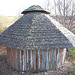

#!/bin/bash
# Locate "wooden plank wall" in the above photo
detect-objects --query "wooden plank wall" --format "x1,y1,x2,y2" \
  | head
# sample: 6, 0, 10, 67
7, 48, 66, 71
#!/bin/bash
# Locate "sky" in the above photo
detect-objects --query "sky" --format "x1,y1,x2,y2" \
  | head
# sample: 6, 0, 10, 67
0, 0, 49, 16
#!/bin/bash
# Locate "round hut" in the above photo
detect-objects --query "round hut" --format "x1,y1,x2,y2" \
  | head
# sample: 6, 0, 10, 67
0, 5, 75, 72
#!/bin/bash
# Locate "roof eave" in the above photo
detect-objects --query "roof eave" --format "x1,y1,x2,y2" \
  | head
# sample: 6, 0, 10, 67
21, 10, 50, 14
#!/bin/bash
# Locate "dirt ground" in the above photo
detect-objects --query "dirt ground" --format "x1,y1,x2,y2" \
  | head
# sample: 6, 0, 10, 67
0, 46, 75, 75
0, 46, 7, 55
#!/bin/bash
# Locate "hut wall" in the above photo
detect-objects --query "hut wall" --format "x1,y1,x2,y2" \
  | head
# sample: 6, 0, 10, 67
7, 48, 66, 71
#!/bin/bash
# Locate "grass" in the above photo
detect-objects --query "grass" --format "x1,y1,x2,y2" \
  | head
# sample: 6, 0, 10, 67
68, 72, 75, 75
67, 49, 75, 75
72, 61, 75, 65
5, 27, 8, 30
0, 16, 20, 33
68, 48, 75, 65
69, 48, 75, 59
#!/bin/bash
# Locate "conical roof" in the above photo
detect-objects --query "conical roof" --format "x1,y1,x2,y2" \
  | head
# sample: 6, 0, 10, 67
0, 5, 75, 50
22, 5, 50, 14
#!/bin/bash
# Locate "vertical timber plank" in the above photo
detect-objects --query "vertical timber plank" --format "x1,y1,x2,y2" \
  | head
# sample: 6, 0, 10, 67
11, 48, 13, 67
27, 50, 29, 70
32, 50, 34, 70
48, 50, 49, 69
42, 50, 43, 69
36, 51, 38, 70
34, 50, 36, 70
50, 50, 52, 69
54, 49, 56, 69
30, 50, 32, 70
17, 50, 20, 70
28, 50, 30, 70
24, 50, 26, 70
57, 49, 60, 68
14, 49, 16, 69
40, 50, 42, 69
62, 48, 66, 64
7, 48, 9, 65
38, 50, 40, 70
46, 50, 49, 69
20, 50, 21, 70
49, 50, 50, 69
60, 48, 63, 65
51, 50, 54, 69
23, 51, 24, 71
16, 49, 18, 69
21, 51, 23, 70
45, 50, 46, 69
42, 51, 45, 69
13, 49, 15, 68
9, 48, 11, 66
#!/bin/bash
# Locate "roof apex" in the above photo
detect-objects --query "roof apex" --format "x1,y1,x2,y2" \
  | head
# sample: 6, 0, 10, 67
21, 5, 50, 14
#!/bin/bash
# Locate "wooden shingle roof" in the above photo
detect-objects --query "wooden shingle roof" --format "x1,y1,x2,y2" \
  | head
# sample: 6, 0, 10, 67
0, 5, 75, 50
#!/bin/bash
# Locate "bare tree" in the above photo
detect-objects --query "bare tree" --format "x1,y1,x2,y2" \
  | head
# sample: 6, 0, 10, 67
44, 0, 50, 10
53, 0, 57, 20
53, 0, 75, 29
44, 0, 54, 12
44, 0, 75, 30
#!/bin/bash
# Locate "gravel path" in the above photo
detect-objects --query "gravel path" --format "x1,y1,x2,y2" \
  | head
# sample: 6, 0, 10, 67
0, 53, 75, 75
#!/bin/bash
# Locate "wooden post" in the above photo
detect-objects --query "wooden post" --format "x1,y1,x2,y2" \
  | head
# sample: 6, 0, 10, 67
23, 53, 24, 71
57, 49, 60, 68
7, 48, 9, 65
32, 50, 34, 70
30, 50, 32, 70
49, 50, 50, 69
11, 48, 13, 67
28, 50, 30, 70
42, 51, 45, 69
27, 50, 29, 70
38, 50, 40, 70
34, 51, 36, 70
42, 50, 44, 69
60, 49, 63, 65
51, 50, 54, 69
16, 49, 18, 69
20, 50, 21, 70
24, 50, 26, 70
9, 48, 11, 65
40, 50, 42, 69
13, 49, 15, 68
46, 50, 49, 69
50, 50, 52, 69
62, 48, 66, 64
35, 51, 38, 70
54, 49, 56, 69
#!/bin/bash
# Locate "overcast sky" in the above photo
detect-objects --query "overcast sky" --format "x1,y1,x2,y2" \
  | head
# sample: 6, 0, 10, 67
0, 0, 50, 16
